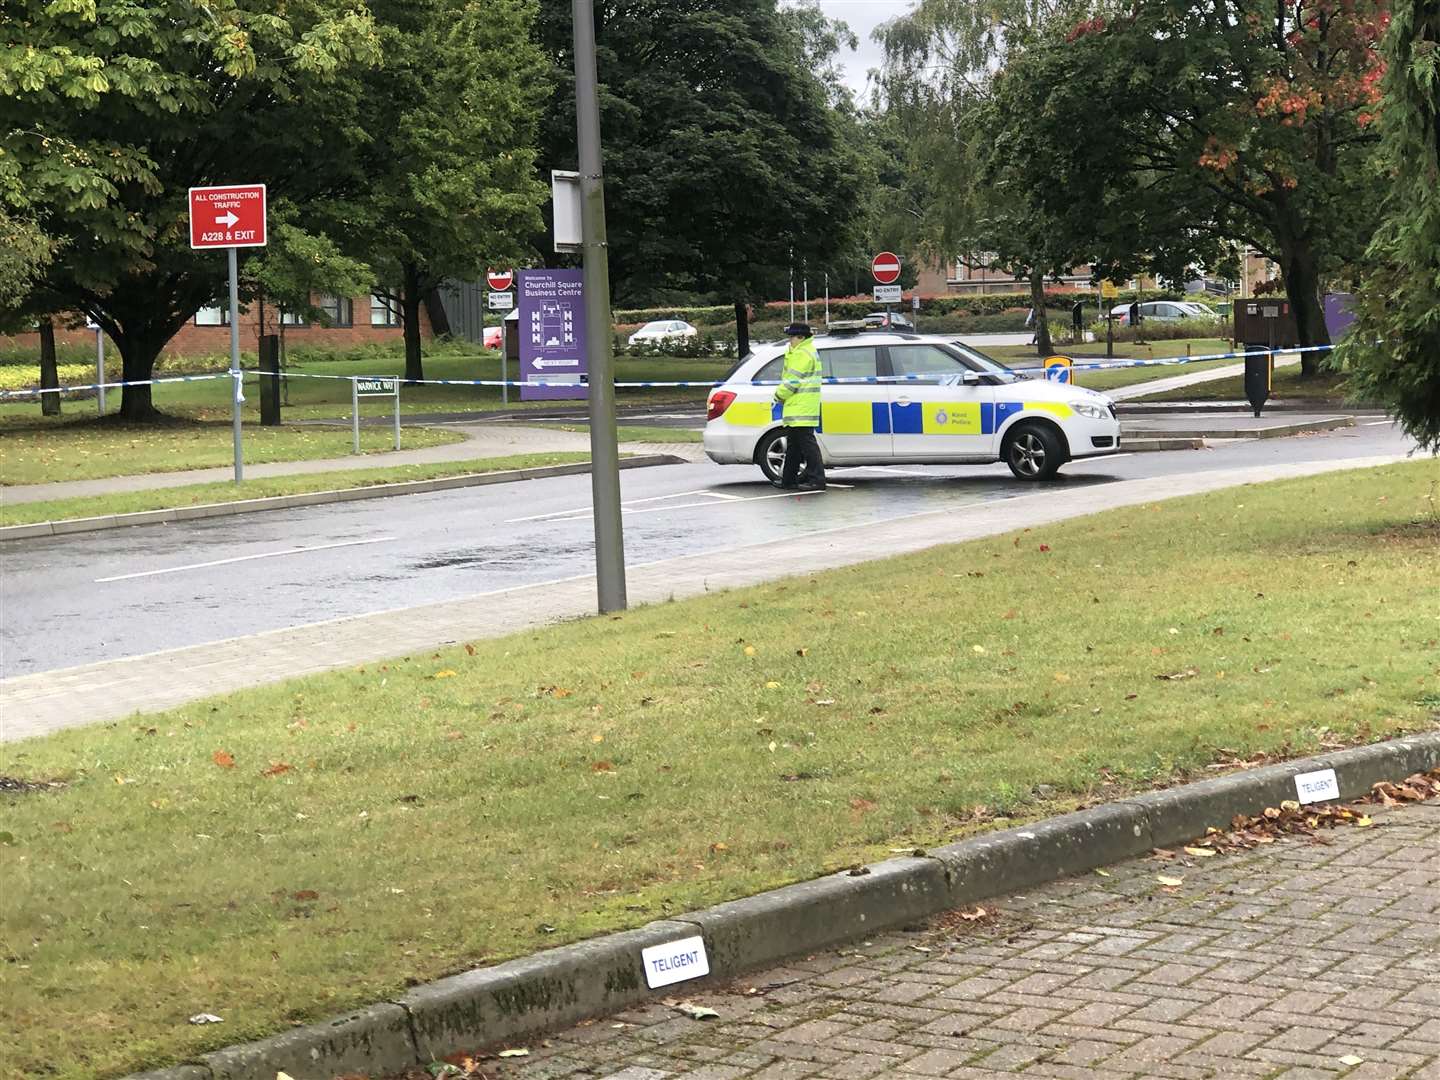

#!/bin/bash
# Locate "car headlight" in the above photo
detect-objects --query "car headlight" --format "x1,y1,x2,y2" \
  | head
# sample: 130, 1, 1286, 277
1069, 400, 1109, 419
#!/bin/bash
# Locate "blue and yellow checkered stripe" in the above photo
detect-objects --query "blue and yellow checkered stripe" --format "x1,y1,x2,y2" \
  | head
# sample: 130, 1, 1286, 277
722, 398, 1071, 434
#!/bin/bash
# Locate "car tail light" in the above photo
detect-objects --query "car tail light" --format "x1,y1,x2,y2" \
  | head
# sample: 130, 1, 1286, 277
707, 390, 736, 421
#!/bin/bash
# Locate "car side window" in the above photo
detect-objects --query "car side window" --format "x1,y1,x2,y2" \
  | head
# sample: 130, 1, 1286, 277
753, 356, 784, 383
888, 344, 968, 382
819, 346, 878, 381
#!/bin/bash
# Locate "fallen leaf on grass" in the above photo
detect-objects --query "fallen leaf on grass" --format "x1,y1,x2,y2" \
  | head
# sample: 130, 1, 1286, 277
464, 643, 476, 656
432, 670, 458, 679
743, 645, 756, 657
1155, 667, 1200, 681
212, 750, 235, 769
591, 760, 614, 773
1156, 874, 1185, 887
292, 890, 319, 901
261, 762, 292, 777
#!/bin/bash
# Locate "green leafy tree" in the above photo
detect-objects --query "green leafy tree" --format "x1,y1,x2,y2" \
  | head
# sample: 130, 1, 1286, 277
0, 0, 380, 420
345, 0, 548, 383
0, 209, 55, 313
992, 1, 1389, 373
1336, 0, 1440, 449
534, 0, 872, 356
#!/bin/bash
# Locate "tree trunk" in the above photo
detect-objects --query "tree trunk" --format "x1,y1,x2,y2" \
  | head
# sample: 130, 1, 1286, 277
1278, 240, 1330, 376
1028, 271, 1053, 356
38, 318, 61, 416
116, 332, 165, 420
424, 287, 452, 338
401, 263, 425, 383
734, 299, 750, 359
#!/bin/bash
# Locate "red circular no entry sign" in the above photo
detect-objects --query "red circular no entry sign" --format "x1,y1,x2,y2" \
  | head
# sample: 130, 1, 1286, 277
486, 269, 514, 291
871, 252, 901, 285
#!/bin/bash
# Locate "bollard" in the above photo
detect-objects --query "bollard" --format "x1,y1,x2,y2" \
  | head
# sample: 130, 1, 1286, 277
1243, 346, 1272, 417
258, 334, 282, 426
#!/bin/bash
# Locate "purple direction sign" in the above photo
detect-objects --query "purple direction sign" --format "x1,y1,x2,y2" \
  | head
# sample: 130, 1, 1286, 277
518, 268, 587, 400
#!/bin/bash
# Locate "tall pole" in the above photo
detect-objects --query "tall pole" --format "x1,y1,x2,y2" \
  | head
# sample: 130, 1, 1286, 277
95, 326, 105, 417
228, 246, 243, 482
574, 0, 627, 613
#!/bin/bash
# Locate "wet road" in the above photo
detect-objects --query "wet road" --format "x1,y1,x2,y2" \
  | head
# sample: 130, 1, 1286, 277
0, 420, 1415, 678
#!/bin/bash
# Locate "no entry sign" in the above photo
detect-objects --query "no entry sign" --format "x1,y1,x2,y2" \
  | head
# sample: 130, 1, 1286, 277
486, 269, 514, 291
871, 251, 901, 285
188, 185, 267, 248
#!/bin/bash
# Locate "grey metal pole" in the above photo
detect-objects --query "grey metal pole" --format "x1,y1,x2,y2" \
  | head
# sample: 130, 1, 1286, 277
228, 246, 243, 482
95, 327, 105, 417
393, 380, 401, 450
574, 0, 627, 613
352, 379, 360, 454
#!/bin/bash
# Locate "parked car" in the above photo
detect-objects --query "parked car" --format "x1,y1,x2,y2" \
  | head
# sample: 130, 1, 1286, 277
1108, 300, 1224, 326
861, 311, 914, 330
704, 327, 1120, 482
483, 325, 503, 349
627, 319, 698, 346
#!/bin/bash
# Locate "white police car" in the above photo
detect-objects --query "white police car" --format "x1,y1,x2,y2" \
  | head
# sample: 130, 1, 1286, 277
703, 328, 1120, 482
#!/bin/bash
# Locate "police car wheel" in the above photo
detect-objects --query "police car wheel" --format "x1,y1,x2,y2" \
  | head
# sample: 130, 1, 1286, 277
1004, 422, 1063, 481
756, 429, 805, 484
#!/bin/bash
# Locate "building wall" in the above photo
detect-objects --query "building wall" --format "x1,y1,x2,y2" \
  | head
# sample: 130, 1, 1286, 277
1, 293, 430, 360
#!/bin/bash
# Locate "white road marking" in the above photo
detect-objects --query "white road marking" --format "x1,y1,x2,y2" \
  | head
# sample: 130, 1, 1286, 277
506, 489, 718, 523
96, 536, 398, 583
518, 485, 847, 524
1363, 420, 1394, 427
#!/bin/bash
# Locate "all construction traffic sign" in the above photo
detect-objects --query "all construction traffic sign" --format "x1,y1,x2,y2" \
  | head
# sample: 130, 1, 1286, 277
189, 185, 267, 249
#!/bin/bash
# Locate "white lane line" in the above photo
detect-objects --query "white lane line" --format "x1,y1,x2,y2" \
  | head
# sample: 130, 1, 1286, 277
526, 486, 840, 523
96, 536, 398, 583
702, 491, 746, 501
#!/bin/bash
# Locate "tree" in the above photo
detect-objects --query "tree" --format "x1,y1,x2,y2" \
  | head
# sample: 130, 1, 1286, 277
533, 0, 872, 356
344, 0, 548, 383
991, 1, 1389, 373
878, 0, 1104, 356
0, 209, 55, 313
1, 1, 381, 420
1336, 0, 1440, 450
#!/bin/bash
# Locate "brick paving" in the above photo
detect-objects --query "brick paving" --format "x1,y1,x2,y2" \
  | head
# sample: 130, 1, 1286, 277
501, 801, 1440, 1080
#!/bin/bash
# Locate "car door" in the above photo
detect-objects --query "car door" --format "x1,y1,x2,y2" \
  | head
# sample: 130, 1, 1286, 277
816, 344, 891, 462
887, 343, 996, 462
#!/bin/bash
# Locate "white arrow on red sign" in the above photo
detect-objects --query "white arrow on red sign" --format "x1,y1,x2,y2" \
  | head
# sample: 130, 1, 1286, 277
871, 251, 901, 285
215, 212, 239, 228
486, 269, 514, 291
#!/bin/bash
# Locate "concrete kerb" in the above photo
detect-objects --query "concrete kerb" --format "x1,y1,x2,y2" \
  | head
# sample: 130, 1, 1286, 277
0, 455, 684, 542
121, 731, 1439, 1080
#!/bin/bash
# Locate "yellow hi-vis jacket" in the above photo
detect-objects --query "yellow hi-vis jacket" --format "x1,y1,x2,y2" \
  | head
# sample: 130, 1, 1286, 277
774, 337, 821, 427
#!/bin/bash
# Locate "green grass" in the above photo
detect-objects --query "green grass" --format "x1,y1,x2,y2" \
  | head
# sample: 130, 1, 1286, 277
2, 461, 1436, 1079
0, 452, 595, 527
1133, 363, 1353, 403
0, 351, 731, 427
985, 339, 1238, 392
0, 419, 464, 486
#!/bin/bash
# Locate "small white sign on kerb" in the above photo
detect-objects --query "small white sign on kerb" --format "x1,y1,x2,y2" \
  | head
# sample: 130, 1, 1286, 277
1294, 767, 1340, 805
874, 284, 902, 303
640, 935, 709, 989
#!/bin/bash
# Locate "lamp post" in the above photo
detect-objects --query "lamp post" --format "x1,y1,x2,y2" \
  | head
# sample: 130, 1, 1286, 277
573, 0, 626, 613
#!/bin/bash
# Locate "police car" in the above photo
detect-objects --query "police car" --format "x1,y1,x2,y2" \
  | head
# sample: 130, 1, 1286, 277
703, 327, 1120, 482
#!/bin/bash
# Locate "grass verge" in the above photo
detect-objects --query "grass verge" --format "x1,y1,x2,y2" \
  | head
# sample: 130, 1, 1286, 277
1133, 364, 1353, 404
2, 463, 1438, 1079
0, 420, 463, 486
0, 452, 596, 527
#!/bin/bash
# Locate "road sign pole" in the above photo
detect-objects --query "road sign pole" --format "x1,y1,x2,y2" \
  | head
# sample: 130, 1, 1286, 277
228, 246, 243, 483
393, 379, 401, 450
574, 0, 627, 613
501, 321, 509, 406
352, 378, 360, 454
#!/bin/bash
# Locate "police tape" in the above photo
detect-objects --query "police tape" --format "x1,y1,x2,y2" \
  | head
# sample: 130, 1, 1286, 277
0, 372, 233, 399
0, 344, 1335, 398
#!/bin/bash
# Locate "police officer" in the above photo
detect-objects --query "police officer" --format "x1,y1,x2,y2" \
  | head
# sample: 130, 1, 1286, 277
773, 322, 825, 490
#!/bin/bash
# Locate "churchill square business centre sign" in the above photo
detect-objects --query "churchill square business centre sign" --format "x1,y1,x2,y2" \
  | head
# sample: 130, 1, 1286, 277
518, 269, 588, 401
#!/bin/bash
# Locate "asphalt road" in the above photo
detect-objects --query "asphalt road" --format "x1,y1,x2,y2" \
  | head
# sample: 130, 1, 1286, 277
0, 419, 1414, 679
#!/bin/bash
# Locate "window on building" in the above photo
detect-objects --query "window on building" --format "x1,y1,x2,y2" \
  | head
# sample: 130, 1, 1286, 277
194, 306, 228, 326
317, 295, 353, 327
371, 293, 401, 327
280, 309, 307, 327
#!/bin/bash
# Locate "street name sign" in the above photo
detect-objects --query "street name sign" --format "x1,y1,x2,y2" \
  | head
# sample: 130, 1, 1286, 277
871, 251, 901, 285
874, 284, 902, 303
355, 378, 397, 396
188, 184, 267, 248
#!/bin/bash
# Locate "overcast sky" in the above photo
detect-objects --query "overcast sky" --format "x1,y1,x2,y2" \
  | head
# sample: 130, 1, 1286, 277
809, 0, 918, 100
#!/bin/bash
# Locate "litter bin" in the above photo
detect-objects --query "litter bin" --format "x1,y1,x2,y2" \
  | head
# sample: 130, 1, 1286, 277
1243, 346, 1272, 418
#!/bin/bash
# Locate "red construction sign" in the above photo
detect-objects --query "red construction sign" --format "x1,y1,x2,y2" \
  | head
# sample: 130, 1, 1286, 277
188, 184, 267, 249
871, 251, 901, 285
486, 269, 515, 291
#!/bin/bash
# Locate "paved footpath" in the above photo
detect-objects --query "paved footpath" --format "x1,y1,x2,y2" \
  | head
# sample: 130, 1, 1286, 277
496, 800, 1440, 1080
